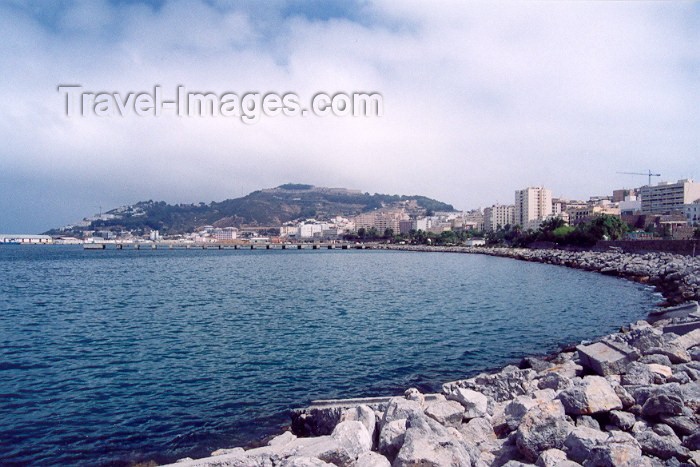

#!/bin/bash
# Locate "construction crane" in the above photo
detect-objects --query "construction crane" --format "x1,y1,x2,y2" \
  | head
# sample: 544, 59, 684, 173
617, 170, 661, 186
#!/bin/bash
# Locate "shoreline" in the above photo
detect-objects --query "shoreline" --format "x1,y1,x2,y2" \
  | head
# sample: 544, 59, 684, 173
167, 247, 700, 466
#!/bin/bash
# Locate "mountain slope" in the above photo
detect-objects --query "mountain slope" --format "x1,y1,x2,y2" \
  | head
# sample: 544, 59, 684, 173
48, 184, 456, 235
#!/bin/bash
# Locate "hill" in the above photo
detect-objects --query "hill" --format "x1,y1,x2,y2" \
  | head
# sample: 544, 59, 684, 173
48, 185, 455, 235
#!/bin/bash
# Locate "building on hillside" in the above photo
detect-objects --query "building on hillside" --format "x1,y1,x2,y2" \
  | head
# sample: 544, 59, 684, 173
483, 204, 515, 232
639, 179, 700, 214
514, 187, 552, 230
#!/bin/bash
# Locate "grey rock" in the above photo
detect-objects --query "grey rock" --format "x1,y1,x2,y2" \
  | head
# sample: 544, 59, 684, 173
458, 417, 496, 447
294, 436, 357, 466
279, 457, 334, 467
352, 451, 390, 467
576, 415, 601, 430
535, 448, 568, 467
582, 431, 644, 467
404, 388, 425, 405
269, 432, 297, 447
644, 345, 692, 364
538, 373, 572, 391
621, 362, 655, 386
683, 431, 700, 450
381, 397, 422, 425
341, 405, 376, 442
424, 399, 465, 428
393, 414, 479, 467
614, 384, 636, 409
377, 419, 406, 460
446, 369, 537, 403
447, 388, 489, 419
642, 393, 685, 419
640, 354, 674, 366
516, 400, 573, 462
557, 376, 623, 415
505, 396, 538, 431
659, 414, 699, 436
563, 426, 608, 463
634, 429, 690, 460
610, 410, 636, 431
330, 421, 372, 461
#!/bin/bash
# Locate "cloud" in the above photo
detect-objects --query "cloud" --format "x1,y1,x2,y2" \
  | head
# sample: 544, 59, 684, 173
0, 0, 698, 232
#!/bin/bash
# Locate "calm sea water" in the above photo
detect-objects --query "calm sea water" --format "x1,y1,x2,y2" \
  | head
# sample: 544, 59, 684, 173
0, 246, 658, 465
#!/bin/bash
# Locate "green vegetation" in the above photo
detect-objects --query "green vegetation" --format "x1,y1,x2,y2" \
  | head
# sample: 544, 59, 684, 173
345, 227, 481, 246
487, 214, 629, 248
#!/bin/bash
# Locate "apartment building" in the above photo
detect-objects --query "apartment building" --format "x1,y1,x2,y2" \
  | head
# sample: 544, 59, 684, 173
483, 204, 515, 232
639, 179, 700, 214
514, 187, 553, 230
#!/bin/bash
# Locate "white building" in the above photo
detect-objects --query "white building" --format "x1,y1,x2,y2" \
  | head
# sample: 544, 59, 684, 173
483, 204, 515, 232
683, 201, 700, 225
639, 179, 700, 214
0, 234, 53, 244
514, 187, 553, 230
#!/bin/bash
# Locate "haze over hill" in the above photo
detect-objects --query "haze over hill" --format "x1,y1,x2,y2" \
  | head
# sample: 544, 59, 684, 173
47, 184, 455, 236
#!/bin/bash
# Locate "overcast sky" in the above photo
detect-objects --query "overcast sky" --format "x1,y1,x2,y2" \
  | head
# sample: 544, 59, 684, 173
0, 0, 698, 233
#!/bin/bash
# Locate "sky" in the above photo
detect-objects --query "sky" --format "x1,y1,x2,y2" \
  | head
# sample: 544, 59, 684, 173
0, 0, 698, 233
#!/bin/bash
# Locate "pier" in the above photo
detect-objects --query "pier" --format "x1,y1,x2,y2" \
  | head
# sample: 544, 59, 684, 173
89, 242, 373, 251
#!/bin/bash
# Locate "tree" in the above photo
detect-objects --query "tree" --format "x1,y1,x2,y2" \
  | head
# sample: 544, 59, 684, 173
695, 227, 700, 239
384, 228, 394, 239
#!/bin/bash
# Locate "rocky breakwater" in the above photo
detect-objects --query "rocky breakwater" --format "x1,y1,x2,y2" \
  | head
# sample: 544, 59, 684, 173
377, 246, 700, 305
167, 303, 700, 466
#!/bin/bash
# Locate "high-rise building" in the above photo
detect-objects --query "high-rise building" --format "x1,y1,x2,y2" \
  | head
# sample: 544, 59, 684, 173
514, 187, 553, 229
639, 179, 700, 214
483, 204, 515, 232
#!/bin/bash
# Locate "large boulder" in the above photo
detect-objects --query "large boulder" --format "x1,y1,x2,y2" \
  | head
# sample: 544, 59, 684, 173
620, 362, 655, 386
641, 393, 684, 419
582, 431, 644, 467
609, 410, 636, 431
563, 426, 608, 463
505, 396, 538, 431
634, 428, 690, 460
393, 414, 480, 467
424, 399, 465, 428
377, 419, 406, 460
341, 405, 376, 442
515, 400, 573, 462
447, 388, 489, 419
458, 417, 496, 448
534, 448, 574, 467
643, 344, 691, 364
381, 397, 423, 425
557, 376, 623, 415
330, 421, 372, 461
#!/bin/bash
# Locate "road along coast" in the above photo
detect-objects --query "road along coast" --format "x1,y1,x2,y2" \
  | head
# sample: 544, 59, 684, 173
167, 248, 700, 466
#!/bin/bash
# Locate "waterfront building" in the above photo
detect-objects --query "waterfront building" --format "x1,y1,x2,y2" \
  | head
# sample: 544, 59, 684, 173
683, 200, 700, 225
514, 186, 553, 230
639, 179, 700, 214
353, 209, 408, 234
212, 227, 238, 241
483, 204, 515, 232
0, 234, 53, 244
568, 205, 621, 225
